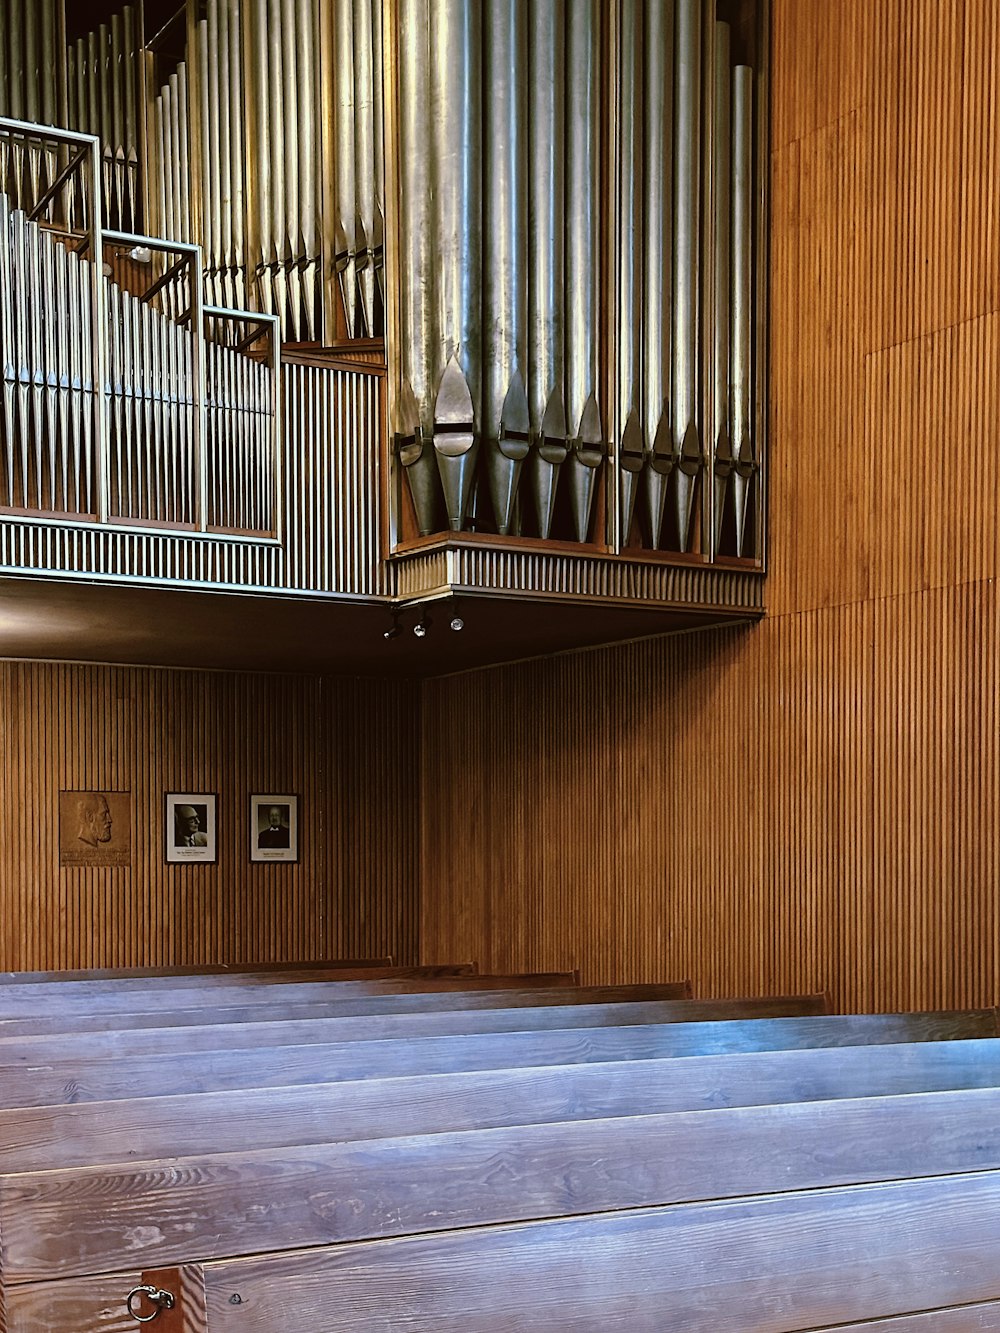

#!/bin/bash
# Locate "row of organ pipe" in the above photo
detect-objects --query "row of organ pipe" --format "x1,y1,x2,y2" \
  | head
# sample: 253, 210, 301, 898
395, 0, 759, 555
0, 0, 762, 557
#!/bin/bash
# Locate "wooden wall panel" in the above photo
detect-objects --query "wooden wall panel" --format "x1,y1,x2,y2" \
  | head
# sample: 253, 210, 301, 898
0, 663, 418, 971
770, 0, 871, 150
873, 582, 1000, 1012
868, 312, 1000, 600
421, 602, 873, 1013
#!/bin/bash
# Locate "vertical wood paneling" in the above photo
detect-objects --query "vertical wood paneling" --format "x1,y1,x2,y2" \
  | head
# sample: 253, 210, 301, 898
873, 583, 1000, 1012
421, 604, 872, 1012
0, 663, 418, 971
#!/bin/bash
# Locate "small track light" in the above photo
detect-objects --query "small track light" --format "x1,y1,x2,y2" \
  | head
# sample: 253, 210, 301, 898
383, 610, 402, 641
413, 611, 432, 638
450, 613, 464, 632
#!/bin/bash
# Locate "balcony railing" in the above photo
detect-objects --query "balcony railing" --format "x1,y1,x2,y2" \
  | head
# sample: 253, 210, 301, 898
0, 115, 280, 540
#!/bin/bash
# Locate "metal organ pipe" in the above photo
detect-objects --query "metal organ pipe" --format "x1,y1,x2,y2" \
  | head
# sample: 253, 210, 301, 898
672, 0, 702, 552
482, 0, 528, 538
712, 20, 732, 553
526, 0, 566, 540
731, 63, 754, 558
395, 0, 441, 534
641, 0, 673, 549
617, 0, 644, 547
429, 0, 482, 531
564, 0, 602, 544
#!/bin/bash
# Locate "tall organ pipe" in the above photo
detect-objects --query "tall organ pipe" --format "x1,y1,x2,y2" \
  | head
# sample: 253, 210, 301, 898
526, 0, 566, 540
731, 64, 754, 557
353, 0, 377, 338
296, 0, 317, 337
641, 0, 673, 549
280, 0, 301, 339
334, 0, 358, 337
429, 0, 482, 530
564, 0, 602, 543
483, 0, 528, 537
672, 0, 702, 551
712, 21, 732, 553
395, 0, 441, 533
617, 0, 644, 546
372, 0, 385, 303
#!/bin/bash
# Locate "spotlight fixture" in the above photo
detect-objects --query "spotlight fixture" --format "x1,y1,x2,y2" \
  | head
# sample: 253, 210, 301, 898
413, 611, 432, 638
383, 610, 402, 641
449, 612, 464, 632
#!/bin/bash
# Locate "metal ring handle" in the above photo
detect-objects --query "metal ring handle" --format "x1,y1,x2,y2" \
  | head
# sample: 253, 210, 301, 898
126, 1285, 175, 1323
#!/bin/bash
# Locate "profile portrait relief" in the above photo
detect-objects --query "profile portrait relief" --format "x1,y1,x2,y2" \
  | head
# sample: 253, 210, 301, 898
59, 791, 131, 868
165, 793, 217, 863
250, 794, 299, 862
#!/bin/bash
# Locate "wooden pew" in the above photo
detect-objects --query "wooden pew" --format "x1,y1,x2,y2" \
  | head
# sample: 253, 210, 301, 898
0, 994, 827, 1063
0, 969, 582, 1013
0, 979, 691, 1029
0, 958, 396, 983
0, 984, 785, 1038
0, 1008, 993, 1109
4, 1086, 1000, 1328
0, 1035, 998, 1174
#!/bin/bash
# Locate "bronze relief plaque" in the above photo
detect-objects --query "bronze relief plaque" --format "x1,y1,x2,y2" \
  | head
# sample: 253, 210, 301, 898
59, 791, 132, 868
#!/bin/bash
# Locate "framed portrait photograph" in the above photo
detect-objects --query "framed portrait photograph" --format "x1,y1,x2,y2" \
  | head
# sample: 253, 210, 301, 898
250, 794, 298, 863
165, 793, 217, 864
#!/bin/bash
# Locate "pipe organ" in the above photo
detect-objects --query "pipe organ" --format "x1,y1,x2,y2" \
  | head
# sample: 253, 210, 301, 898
0, 0, 766, 626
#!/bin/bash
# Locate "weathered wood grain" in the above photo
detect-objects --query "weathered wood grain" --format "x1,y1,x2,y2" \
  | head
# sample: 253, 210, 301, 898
813, 1303, 1000, 1330
0, 960, 396, 983
6, 1036, 1000, 1174
0, 994, 822, 1052
5, 1088, 1000, 1284
0, 983, 698, 1035
197, 1171, 1000, 1330
0, 973, 580, 1018
0, 1010, 992, 1109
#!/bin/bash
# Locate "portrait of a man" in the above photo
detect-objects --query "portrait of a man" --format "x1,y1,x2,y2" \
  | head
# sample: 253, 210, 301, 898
174, 804, 209, 848
257, 804, 290, 849
250, 794, 299, 862
59, 791, 131, 867
165, 793, 217, 863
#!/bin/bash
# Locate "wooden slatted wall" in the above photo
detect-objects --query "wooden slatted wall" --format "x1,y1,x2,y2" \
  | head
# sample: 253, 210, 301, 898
420, 0, 1000, 1013
0, 663, 419, 970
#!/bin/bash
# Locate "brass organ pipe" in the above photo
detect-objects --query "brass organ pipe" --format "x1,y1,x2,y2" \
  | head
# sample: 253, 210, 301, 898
124, 6, 138, 230
9, 4, 24, 121
110, 12, 124, 224
526, 0, 567, 539
247, 0, 274, 313
483, 0, 528, 537
24, 0, 40, 124
617, 0, 644, 546
641, 0, 672, 548
564, 0, 601, 542
672, 0, 702, 550
731, 63, 753, 556
711, 20, 731, 553
266, 0, 286, 267
217, 0, 233, 303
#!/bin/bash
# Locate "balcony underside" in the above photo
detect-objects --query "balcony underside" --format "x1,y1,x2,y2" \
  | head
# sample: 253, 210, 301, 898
0, 576, 761, 678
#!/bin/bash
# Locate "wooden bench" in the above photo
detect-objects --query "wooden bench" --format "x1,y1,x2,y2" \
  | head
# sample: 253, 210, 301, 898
0, 986, 799, 1039
0, 1007, 992, 1109
0, 979, 692, 1029
4, 1084, 1000, 1329
0, 1034, 997, 1174
0, 958, 397, 983
0, 970, 582, 1014
0, 994, 828, 1063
